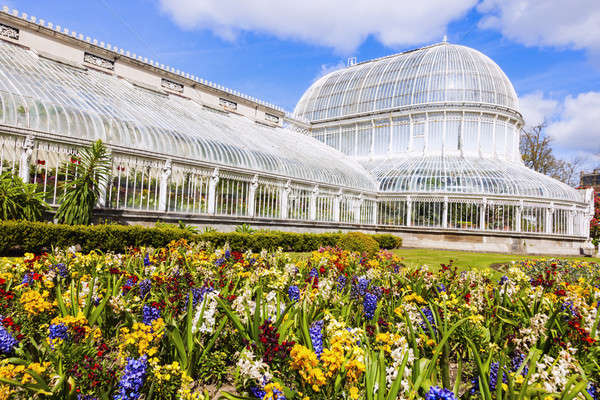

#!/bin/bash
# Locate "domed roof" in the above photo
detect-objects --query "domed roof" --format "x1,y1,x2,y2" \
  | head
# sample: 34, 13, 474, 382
294, 43, 520, 122
361, 156, 581, 202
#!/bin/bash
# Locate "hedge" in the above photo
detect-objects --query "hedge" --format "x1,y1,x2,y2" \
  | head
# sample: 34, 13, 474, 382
0, 220, 402, 255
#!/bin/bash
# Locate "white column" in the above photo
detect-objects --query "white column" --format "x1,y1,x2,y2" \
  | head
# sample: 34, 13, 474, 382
309, 184, 319, 221
158, 159, 172, 212
516, 201, 523, 233
442, 196, 449, 229
97, 150, 111, 208
353, 193, 363, 224
480, 198, 487, 230
333, 189, 342, 222
207, 168, 219, 215
280, 179, 291, 220
567, 206, 575, 236
545, 203, 554, 234
248, 174, 259, 218
372, 199, 378, 225
406, 196, 412, 227
19, 135, 35, 183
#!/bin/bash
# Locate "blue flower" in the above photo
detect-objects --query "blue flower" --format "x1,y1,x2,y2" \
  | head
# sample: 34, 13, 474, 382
425, 386, 457, 400
336, 275, 347, 291
588, 383, 598, 400
351, 278, 370, 299
250, 386, 266, 399
21, 272, 34, 286
309, 320, 324, 358
288, 286, 300, 302
363, 292, 378, 320
0, 325, 18, 354
225, 250, 231, 259
308, 267, 319, 279
114, 356, 148, 400
499, 275, 509, 285
437, 284, 447, 293
52, 263, 69, 279
142, 305, 161, 325
420, 307, 436, 332
143, 254, 151, 266
215, 258, 226, 267
49, 323, 69, 341
138, 279, 152, 298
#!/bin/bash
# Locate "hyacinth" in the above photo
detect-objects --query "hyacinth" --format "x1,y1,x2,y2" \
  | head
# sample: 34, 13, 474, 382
309, 320, 324, 358
351, 278, 370, 299
21, 272, 34, 286
77, 395, 98, 400
308, 267, 319, 279
588, 383, 599, 400
114, 356, 148, 400
187, 286, 213, 309
336, 275, 346, 291
0, 325, 19, 354
143, 254, 151, 266
425, 386, 457, 400
363, 292, 378, 320
138, 279, 151, 298
499, 275, 509, 285
49, 323, 69, 342
288, 286, 300, 302
437, 283, 446, 293
52, 263, 69, 279
250, 386, 266, 399
142, 305, 161, 325
420, 307, 436, 332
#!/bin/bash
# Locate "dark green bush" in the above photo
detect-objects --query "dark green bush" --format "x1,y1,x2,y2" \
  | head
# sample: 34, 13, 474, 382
0, 221, 399, 255
336, 232, 380, 257
372, 234, 402, 249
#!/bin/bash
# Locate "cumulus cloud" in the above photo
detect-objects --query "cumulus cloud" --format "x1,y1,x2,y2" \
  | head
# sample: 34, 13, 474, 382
518, 91, 559, 127
478, 0, 600, 55
157, 0, 476, 53
546, 92, 600, 152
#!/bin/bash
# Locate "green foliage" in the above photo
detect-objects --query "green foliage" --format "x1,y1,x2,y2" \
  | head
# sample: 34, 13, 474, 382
0, 220, 399, 255
196, 350, 228, 384
336, 231, 380, 257
234, 223, 255, 234
371, 233, 402, 249
0, 172, 48, 221
55, 140, 111, 225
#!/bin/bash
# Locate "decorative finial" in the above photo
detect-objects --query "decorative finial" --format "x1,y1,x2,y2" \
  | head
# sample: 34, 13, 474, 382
443, 35, 448, 43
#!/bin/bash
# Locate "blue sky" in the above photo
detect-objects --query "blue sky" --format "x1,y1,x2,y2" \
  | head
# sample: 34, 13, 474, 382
10, 0, 600, 164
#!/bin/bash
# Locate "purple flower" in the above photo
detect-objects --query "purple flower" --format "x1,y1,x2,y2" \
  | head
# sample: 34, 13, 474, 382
588, 383, 598, 400
425, 386, 457, 400
21, 272, 34, 286
143, 254, 151, 267
49, 323, 69, 341
351, 278, 370, 299
114, 356, 148, 400
308, 267, 319, 279
288, 286, 300, 302
420, 307, 436, 332
250, 386, 266, 399
142, 305, 161, 325
0, 325, 18, 354
51, 263, 69, 279
363, 292, 378, 320
138, 279, 152, 298
336, 275, 347, 291
309, 320, 324, 358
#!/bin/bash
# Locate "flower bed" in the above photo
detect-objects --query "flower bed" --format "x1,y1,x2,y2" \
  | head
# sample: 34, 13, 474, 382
0, 240, 598, 399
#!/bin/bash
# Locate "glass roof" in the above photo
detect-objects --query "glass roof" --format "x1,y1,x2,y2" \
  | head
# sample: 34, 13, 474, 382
0, 41, 376, 190
362, 156, 582, 202
294, 43, 519, 122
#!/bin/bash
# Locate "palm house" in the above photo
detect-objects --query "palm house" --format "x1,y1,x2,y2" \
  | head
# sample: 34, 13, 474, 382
0, 8, 595, 254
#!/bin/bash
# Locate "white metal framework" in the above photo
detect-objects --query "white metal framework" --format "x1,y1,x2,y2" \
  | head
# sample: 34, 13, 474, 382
0, 20, 594, 239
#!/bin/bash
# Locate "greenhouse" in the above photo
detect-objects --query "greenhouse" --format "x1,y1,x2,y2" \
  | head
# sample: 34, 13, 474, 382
0, 8, 595, 251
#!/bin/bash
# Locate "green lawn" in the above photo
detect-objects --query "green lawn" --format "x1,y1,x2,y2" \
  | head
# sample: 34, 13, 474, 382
391, 248, 600, 272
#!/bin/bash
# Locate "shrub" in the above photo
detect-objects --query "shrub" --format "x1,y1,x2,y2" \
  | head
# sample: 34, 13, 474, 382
336, 232, 380, 257
0, 172, 48, 221
372, 233, 402, 249
0, 221, 399, 255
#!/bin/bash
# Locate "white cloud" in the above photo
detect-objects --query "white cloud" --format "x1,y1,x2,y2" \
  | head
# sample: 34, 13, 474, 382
546, 92, 600, 153
478, 0, 600, 54
518, 91, 559, 127
158, 0, 476, 53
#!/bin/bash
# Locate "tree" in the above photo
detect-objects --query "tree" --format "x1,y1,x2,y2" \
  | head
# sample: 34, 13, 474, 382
55, 140, 111, 225
520, 123, 583, 186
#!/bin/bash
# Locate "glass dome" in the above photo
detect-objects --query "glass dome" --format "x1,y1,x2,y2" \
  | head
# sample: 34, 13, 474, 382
362, 156, 580, 202
294, 42, 519, 122
0, 41, 376, 190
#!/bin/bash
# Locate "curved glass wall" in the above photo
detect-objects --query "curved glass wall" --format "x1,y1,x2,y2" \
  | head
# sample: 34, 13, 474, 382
0, 41, 375, 190
294, 43, 519, 121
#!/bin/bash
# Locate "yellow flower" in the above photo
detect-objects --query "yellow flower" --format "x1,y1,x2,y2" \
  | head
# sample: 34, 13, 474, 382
20, 289, 54, 315
349, 386, 360, 400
